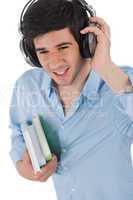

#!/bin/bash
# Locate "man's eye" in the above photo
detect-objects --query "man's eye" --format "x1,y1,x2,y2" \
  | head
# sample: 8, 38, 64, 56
39, 51, 48, 54
38, 46, 68, 54
60, 46, 68, 50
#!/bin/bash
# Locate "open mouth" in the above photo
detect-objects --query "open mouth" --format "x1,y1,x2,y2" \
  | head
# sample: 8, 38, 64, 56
53, 67, 69, 77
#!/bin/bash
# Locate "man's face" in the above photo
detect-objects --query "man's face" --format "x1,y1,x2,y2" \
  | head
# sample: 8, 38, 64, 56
33, 27, 84, 87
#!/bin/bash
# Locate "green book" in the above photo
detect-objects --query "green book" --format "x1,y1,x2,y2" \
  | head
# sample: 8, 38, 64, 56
33, 114, 52, 161
39, 114, 61, 161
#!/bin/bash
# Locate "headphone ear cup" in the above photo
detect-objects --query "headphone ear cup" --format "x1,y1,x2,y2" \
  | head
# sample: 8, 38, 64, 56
80, 31, 97, 59
80, 33, 91, 58
88, 31, 97, 57
20, 38, 42, 68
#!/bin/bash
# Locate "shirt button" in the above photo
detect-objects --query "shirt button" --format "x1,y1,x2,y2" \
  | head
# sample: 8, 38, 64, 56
72, 188, 76, 192
62, 148, 66, 153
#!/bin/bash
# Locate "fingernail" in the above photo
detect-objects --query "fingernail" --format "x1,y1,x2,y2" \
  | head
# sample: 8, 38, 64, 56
80, 30, 85, 34
52, 156, 56, 160
52, 156, 57, 161
35, 172, 40, 176
37, 170, 42, 175
35, 172, 42, 178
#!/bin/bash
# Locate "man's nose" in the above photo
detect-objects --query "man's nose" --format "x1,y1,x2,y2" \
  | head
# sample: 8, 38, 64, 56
48, 51, 63, 69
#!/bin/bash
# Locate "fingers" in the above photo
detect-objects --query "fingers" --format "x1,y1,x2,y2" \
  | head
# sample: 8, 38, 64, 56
80, 25, 104, 39
80, 25, 110, 47
37, 170, 53, 182
34, 155, 58, 182
17, 152, 57, 182
20, 153, 57, 182
89, 16, 111, 39
80, 16, 111, 40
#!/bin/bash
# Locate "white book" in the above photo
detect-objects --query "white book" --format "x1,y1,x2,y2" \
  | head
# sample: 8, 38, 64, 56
33, 114, 52, 161
22, 124, 46, 173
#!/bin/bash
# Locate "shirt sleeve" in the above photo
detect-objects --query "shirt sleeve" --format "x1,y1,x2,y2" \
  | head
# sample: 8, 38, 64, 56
9, 80, 26, 167
115, 66, 133, 120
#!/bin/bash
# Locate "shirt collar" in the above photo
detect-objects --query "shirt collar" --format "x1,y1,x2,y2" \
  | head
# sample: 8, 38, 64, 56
41, 70, 53, 97
82, 69, 101, 100
41, 69, 101, 99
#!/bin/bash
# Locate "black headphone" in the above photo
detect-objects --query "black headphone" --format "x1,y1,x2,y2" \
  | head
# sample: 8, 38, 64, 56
19, 0, 97, 68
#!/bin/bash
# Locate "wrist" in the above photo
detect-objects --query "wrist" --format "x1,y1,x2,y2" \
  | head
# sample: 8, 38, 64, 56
92, 60, 112, 73
92, 61, 131, 93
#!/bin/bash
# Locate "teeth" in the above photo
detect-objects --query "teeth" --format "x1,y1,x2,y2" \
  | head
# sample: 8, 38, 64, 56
56, 71, 66, 75
54, 68, 68, 75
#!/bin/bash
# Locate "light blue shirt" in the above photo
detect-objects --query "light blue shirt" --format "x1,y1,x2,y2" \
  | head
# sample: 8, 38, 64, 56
9, 66, 133, 200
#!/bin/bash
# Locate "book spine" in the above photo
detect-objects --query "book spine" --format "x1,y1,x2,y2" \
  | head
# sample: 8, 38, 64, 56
22, 126, 41, 173
28, 125, 46, 167
33, 115, 52, 161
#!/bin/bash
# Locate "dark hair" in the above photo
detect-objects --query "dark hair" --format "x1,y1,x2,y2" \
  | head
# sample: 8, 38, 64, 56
21, 0, 88, 49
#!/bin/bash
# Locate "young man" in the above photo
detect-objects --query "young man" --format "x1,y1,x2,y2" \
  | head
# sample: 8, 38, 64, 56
10, 0, 133, 199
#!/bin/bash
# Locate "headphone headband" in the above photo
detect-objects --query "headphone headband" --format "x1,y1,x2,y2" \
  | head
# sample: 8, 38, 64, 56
19, 0, 97, 67
78, 0, 96, 16
20, 0, 96, 34
20, 0, 37, 22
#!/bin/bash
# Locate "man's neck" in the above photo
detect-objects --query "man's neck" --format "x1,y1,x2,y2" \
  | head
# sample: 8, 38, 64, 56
54, 62, 92, 114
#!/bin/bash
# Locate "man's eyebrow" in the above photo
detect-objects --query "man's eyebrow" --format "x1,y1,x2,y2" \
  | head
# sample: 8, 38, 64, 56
35, 42, 72, 52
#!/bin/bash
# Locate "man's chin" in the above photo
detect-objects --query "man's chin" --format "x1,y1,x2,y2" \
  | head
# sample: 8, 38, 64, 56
53, 78, 72, 87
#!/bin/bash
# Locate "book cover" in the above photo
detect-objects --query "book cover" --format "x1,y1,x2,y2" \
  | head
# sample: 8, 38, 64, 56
39, 114, 61, 161
22, 124, 46, 173
33, 114, 52, 161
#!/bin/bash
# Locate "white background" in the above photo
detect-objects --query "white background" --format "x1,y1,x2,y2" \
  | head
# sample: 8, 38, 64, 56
0, 0, 133, 199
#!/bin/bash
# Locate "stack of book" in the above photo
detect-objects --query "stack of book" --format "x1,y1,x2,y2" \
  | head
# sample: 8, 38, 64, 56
22, 114, 52, 173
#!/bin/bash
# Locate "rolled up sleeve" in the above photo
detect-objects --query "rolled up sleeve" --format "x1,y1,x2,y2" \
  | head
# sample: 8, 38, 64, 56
9, 80, 26, 167
115, 66, 133, 120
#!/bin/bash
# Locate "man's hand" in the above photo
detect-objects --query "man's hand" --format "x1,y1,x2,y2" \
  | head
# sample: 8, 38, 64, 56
80, 16, 111, 70
71, 16, 111, 92
80, 17, 131, 93
16, 150, 58, 182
